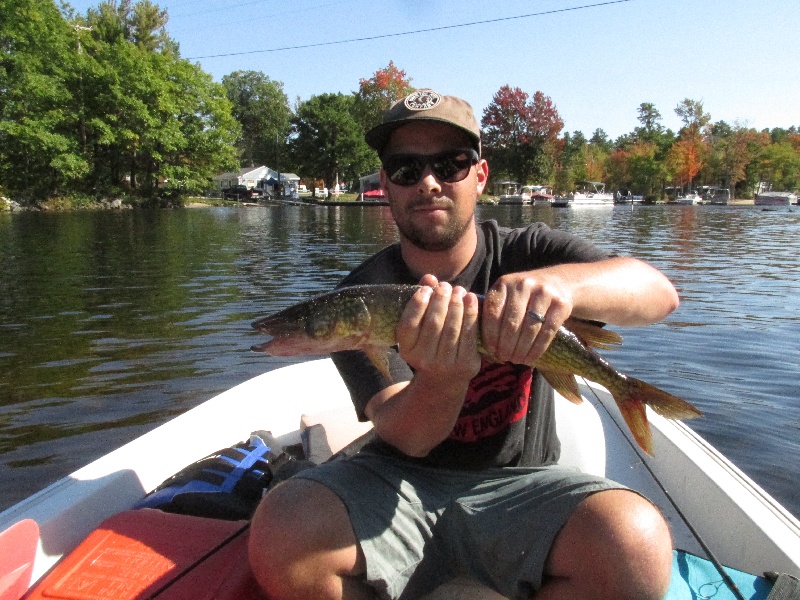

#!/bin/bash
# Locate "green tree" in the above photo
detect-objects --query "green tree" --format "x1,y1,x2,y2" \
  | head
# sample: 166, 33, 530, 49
628, 142, 664, 200
757, 141, 800, 192
635, 102, 663, 139
80, 1, 240, 197
0, 0, 84, 199
589, 128, 612, 153
290, 93, 373, 194
222, 71, 292, 169
706, 124, 767, 199
675, 98, 710, 134
0, 0, 239, 201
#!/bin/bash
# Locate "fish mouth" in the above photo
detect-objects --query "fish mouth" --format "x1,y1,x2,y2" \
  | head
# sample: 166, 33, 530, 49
250, 314, 307, 354
250, 335, 317, 356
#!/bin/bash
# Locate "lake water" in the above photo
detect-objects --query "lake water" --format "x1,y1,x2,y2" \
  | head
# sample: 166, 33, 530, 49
1, 204, 798, 519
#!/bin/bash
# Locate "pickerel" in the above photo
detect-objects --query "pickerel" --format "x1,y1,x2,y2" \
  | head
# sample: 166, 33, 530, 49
251, 284, 701, 454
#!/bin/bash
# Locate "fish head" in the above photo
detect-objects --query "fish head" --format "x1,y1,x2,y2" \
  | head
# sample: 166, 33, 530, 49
251, 289, 373, 356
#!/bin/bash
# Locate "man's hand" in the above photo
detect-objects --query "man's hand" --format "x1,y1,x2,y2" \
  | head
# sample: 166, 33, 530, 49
396, 274, 482, 383
481, 271, 573, 366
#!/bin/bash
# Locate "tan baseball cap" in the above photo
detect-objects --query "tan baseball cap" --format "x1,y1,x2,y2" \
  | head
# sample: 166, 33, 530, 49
365, 89, 481, 156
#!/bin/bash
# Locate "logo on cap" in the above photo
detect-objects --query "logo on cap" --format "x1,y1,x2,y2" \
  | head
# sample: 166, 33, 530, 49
404, 90, 441, 111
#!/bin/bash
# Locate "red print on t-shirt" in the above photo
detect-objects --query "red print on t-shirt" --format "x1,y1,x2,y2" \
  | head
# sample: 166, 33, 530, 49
449, 360, 532, 443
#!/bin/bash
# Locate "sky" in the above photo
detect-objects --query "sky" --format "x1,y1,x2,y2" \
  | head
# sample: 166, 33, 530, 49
65, 0, 799, 139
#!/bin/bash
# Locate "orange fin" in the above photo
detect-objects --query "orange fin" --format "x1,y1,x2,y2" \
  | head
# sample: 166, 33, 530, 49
564, 318, 623, 350
539, 369, 583, 404
363, 345, 392, 381
613, 377, 702, 455
617, 397, 653, 455
628, 377, 703, 421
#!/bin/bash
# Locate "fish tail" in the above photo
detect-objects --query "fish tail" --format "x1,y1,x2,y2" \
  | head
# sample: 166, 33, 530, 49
612, 377, 702, 455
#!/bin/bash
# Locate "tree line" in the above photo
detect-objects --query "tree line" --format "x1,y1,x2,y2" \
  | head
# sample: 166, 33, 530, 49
2, 0, 797, 205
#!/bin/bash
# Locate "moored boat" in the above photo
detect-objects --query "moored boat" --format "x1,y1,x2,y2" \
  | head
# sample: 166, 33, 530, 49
1, 358, 799, 599
666, 187, 703, 205
755, 191, 798, 206
555, 181, 615, 207
699, 186, 731, 205
524, 185, 555, 206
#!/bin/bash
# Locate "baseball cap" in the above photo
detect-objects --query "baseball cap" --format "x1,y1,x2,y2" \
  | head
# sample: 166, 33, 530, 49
365, 89, 481, 156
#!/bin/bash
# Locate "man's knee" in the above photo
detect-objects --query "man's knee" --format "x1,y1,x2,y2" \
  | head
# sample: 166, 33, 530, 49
546, 489, 673, 599
248, 478, 364, 599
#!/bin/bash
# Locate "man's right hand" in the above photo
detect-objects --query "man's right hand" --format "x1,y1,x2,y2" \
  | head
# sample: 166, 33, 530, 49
396, 275, 482, 383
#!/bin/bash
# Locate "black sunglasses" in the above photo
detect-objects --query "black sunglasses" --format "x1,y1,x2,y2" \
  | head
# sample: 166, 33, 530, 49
382, 148, 479, 187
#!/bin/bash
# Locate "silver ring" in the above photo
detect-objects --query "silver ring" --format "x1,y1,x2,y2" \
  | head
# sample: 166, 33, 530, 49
526, 310, 545, 324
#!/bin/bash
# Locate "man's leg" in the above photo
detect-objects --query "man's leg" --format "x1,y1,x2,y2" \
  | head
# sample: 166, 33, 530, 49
537, 489, 673, 600
248, 478, 373, 600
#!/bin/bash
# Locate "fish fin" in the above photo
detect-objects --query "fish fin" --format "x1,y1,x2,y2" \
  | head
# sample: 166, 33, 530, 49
616, 397, 653, 455
539, 369, 583, 404
612, 378, 702, 456
363, 345, 392, 381
564, 318, 623, 350
628, 378, 703, 421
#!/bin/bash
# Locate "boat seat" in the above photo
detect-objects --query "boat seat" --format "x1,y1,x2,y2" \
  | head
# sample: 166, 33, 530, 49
300, 407, 373, 454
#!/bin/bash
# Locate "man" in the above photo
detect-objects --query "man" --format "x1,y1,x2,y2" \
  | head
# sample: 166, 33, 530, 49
249, 89, 679, 600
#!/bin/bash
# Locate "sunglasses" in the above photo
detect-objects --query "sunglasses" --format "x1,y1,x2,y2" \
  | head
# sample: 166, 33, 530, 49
382, 148, 479, 187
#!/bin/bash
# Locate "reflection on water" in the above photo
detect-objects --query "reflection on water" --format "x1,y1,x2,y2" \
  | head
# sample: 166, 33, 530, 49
1, 204, 799, 519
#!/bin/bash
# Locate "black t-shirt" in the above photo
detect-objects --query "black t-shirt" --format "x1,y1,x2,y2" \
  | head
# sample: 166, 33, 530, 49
331, 219, 610, 469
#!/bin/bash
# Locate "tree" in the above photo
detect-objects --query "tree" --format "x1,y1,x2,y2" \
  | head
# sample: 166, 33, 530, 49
757, 141, 800, 192
352, 61, 414, 135
0, 0, 84, 199
589, 128, 612, 153
79, 2, 239, 196
706, 124, 768, 199
666, 137, 707, 191
222, 71, 292, 168
0, 0, 240, 201
667, 99, 711, 192
290, 93, 373, 194
674, 98, 710, 134
636, 103, 662, 137
554, 131, 586, 193
627, 142, 664, 200
481, 85, 563, 187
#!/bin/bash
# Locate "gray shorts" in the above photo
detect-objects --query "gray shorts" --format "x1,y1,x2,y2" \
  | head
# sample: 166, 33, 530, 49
295, 451, 625, 600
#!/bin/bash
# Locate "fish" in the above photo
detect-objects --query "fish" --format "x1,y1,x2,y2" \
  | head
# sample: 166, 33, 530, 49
251, 284, 701, 455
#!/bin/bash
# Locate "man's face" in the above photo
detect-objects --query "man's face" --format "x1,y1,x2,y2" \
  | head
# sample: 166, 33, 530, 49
381, 122, 488, 252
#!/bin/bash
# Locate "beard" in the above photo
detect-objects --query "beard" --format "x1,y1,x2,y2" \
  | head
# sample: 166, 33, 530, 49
388, 194, 474, 252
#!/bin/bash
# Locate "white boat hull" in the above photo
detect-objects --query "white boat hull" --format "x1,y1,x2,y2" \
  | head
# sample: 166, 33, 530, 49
2, 359, 799, 595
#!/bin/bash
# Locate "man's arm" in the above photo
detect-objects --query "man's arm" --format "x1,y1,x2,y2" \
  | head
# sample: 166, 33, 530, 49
364, 279, 481, 457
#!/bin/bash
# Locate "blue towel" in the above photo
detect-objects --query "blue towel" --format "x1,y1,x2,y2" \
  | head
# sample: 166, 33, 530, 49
666, 550, 772, 600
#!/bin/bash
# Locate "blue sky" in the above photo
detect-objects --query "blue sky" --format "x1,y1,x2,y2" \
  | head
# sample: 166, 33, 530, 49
66, 0, 799, 139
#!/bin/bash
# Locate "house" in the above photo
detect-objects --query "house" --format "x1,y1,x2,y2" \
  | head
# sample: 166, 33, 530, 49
212, 167, 301, 198
212, 166, 272, 192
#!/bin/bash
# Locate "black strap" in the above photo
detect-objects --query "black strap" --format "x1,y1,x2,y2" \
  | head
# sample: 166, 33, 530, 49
765, 573, 800, 599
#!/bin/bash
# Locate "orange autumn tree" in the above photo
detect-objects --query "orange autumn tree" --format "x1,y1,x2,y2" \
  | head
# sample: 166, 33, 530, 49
481, 85, 563, 186
667, 137, 706, 190
353, 61, 414, 134
667, 99, 710, 192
